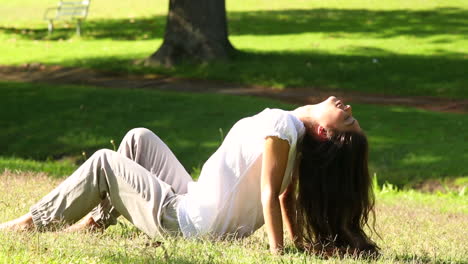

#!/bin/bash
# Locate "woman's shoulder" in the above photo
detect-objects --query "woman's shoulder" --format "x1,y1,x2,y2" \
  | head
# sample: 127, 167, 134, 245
255, 108, 292, 119
253, 108, 305, 144
259, 108, 302, 126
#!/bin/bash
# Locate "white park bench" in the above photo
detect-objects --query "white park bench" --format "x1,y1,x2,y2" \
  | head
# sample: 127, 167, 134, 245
43, 0, 91, 36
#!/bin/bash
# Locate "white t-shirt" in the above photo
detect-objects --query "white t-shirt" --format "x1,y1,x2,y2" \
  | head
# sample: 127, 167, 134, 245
177, 108, 305, 238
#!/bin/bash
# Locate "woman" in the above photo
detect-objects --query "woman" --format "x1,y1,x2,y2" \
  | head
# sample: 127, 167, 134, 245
1, 96, 378, 256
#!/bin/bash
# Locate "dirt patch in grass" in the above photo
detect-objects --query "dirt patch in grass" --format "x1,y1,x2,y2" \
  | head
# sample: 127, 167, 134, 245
1, 63, 467, 114
412, 178, 465, 194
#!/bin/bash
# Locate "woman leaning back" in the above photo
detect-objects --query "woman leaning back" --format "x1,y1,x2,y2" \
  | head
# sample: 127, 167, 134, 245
0, 96, 379, 257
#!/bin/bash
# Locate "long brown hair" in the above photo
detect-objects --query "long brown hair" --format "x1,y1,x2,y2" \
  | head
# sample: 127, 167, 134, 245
297, 131, 379, 255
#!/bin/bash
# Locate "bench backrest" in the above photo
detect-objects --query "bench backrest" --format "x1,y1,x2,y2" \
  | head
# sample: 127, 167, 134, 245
56, 0, 90, 19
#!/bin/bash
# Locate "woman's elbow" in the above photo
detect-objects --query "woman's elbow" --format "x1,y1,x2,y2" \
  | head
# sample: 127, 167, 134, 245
261, 189, 280, 206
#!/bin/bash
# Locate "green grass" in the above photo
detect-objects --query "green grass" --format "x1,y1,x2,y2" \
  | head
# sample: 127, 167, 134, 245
0, 171, 466, 263
0, 0, 467, 98
1, 1, 467, 262
0, 157, 76, 177
0, 81, 292, 178
1, 81, 467, 187
358, 104, 468, 186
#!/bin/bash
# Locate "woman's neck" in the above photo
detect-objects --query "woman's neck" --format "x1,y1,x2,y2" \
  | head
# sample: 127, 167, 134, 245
291, 105, 321, 139
291, 105, 318, 124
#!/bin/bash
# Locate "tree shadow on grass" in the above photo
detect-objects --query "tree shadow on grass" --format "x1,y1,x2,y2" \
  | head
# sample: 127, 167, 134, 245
1, 81, 467, 185
357, 104, 468, 186
229, 7, 468, 38
0, 7, 466, 40
57, 48, 468, 98
0, 81, 293, 177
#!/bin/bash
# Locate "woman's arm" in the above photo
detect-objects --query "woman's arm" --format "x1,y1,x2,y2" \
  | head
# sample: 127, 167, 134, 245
261, 136, 290, 254
279, 166, 303, 249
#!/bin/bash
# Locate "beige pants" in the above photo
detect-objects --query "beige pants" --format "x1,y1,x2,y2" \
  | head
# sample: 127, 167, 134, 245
30, 128, 193, 238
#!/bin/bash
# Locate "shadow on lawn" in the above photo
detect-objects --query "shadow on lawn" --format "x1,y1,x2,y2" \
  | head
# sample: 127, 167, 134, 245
359, 104, 468, 186
1, 82, 467, 185
1, 8, 466, 97
0, 81, 292, 177
59, 48, 468, 98
0, 7, 466, 40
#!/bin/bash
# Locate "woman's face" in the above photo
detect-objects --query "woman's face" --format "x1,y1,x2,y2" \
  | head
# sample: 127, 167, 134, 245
313, 96, 361, 132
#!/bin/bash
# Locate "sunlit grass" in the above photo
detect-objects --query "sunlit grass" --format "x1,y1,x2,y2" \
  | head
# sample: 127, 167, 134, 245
0, 157, 76, 178
1, 171, 466, 263
1, 0, 466, 25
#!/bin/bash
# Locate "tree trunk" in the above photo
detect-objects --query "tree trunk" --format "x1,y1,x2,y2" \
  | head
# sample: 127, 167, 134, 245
144, 0, 235, 67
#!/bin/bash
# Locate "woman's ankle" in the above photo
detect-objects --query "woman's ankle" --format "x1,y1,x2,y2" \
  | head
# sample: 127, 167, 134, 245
0, 213, 34, 231
63, 215, 104, 232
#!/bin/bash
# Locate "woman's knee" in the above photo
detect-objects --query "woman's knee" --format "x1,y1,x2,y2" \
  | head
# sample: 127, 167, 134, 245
92, 149, 114, 160
124, 128, 158, 143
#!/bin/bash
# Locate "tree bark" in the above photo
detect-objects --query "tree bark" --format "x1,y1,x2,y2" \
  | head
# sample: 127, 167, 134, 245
144, 0, 235, 67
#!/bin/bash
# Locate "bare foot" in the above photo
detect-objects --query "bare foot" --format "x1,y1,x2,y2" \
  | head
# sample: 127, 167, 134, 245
63, 215, 103, 233
0, 213, 35, 231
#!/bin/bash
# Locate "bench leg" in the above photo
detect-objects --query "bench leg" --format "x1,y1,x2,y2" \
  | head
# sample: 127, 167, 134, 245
47, 20, 54, 36
76, 19, 82, 37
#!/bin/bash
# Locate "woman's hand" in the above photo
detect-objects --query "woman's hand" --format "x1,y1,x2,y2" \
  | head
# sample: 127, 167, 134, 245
260, 136, 290, 255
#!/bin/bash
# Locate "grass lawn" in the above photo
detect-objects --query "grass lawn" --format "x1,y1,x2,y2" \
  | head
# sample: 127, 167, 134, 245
0, 0, 467, 262
0, 171, 466, 263
0, 0, 467, 98
1, 81, 467, 188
